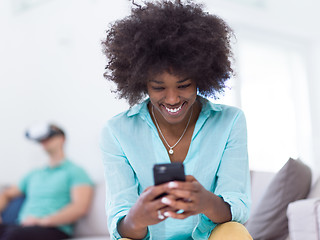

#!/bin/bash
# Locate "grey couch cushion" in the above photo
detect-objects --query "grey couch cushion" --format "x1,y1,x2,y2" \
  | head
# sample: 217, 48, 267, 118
73, 181, 109, 238
307, 175, 320, 199
287, 198, 320, 240
246, 158, 311, 240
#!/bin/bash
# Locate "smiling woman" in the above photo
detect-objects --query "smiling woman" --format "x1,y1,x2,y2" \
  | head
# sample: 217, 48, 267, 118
100, 1, 252, 240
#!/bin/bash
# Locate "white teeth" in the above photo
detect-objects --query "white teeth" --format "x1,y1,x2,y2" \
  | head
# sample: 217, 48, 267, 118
165, 105, 182, 113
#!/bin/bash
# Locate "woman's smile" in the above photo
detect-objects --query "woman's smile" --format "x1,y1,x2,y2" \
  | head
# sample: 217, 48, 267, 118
161, 101, 187, 116
164, 104, 183, 114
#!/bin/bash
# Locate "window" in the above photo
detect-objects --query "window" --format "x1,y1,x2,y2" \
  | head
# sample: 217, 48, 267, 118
216, 35, 312, 172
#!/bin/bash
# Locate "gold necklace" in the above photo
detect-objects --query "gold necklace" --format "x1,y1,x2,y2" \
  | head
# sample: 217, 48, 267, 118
151, 105, 193, 155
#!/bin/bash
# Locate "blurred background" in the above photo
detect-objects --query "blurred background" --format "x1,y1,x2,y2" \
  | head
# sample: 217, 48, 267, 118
0, 0, 319, 183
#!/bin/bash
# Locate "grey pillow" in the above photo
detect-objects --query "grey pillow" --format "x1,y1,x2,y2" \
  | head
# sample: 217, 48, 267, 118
246, 158, 311, 240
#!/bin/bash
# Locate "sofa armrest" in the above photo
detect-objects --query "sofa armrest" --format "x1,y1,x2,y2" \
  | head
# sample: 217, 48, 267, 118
287, 198, 320, 240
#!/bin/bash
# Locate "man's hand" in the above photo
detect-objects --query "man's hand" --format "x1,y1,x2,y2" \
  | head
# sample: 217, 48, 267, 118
21, 216, 40, 226
21, 216, 51, 227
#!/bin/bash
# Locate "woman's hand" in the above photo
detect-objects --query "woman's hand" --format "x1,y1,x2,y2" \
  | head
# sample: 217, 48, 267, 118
160, 175, 232, 223
125, 185, 169, 228
159, 175, 212, 219
118, 183, 176, 238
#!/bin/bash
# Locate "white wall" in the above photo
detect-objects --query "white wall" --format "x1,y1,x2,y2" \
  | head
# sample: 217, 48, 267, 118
0, 0, 131, 183
307, 42, 320, 175
0, 0, 319, 183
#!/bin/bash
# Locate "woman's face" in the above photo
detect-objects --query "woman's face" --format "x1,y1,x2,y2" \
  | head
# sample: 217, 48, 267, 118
147, 71, 197, 125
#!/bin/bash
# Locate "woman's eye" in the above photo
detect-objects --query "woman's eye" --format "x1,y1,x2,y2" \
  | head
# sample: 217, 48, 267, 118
178, 84, 191, 89
151, 86, 165, 91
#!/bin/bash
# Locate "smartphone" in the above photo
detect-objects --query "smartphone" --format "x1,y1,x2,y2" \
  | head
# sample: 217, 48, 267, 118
153, 162, 186, 186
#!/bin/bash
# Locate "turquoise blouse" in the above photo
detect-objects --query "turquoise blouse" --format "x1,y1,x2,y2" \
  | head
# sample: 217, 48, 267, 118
101, 96, 251, 240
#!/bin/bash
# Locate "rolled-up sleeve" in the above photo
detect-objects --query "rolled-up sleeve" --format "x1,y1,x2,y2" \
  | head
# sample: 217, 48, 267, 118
214, 110, 251, 223
192, 109, 251, 239
101, 122, 148, 240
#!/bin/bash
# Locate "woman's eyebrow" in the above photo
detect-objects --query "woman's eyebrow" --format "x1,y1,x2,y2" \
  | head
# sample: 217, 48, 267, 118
149, 80, 163, 84
177, 77, 190, 83
149, 77, 190, 84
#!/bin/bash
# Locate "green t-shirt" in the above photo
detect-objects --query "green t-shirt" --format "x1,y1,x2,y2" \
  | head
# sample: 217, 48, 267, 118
18, 159, 93, 236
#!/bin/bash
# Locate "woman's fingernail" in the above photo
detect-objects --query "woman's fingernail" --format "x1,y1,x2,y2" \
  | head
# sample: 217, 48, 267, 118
168, 181, 178, 188
161, 197, 171, 205
176, 209, 184, 214
164, 212, 170, 217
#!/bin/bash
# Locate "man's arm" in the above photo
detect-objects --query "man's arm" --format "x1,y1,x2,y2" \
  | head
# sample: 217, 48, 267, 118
0, 185, 23, 223
22, 184, 93, 227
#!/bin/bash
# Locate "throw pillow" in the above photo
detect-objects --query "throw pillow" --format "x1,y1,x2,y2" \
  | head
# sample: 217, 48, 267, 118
246, 158, 311, 240
1, 196, 25, 224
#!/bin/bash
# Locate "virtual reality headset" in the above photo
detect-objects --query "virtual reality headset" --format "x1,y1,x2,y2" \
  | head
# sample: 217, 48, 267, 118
25, 123, 65, 142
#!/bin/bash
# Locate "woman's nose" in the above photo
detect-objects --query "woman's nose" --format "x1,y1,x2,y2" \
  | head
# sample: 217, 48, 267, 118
165, 88, 180, 105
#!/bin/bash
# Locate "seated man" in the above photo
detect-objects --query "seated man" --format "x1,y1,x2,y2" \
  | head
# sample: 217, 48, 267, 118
0, 123, 94, 240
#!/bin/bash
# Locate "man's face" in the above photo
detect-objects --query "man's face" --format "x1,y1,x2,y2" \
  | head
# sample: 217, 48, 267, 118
40, 135, 64, 154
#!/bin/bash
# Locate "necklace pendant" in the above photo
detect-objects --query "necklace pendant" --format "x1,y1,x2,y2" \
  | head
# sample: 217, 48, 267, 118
169, 148, 174, 155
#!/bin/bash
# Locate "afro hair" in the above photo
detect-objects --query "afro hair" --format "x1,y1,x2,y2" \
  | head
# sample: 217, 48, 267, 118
102, 0, 234, 106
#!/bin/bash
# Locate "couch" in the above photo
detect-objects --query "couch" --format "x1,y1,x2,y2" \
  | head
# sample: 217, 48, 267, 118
245, 158, 317, 240
71, 160, 320, 240
2, 159, 320, 240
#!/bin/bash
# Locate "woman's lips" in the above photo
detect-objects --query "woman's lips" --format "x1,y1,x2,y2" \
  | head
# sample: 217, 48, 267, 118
165, 105, 182, 113
162, 102, 186, 116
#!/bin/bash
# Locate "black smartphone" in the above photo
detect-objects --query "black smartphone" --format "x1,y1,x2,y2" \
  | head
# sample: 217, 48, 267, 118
153, 162, 186, 186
